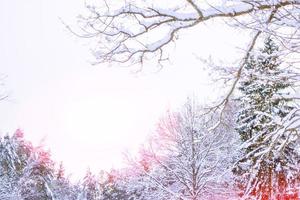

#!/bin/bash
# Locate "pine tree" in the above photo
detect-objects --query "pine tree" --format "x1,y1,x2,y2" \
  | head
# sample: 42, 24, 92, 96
82, 169, 102, 200
101, 169, 130, 200
235, 37, 299, 199
0, 130, 32, 199
0, 130, 56, 200
53, 162, 78, 200
0, 130, 77, 200
20, 148, 56, 200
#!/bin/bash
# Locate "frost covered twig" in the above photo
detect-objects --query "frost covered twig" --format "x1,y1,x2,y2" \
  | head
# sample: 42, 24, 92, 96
72, 0, 300, 66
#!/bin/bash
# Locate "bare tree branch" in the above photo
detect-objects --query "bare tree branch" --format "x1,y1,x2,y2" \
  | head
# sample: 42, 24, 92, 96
73, 0, 300, 66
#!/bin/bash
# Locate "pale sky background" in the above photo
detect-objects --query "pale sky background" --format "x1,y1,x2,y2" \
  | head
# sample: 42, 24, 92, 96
0, 0, 248, 178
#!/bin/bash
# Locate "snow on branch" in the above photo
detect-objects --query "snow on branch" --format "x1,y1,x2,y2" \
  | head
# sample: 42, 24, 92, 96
0, 76, 8, 102
72, 0, 300, 66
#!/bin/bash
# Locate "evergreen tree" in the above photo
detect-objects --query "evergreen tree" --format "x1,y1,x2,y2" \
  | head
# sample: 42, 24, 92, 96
82, 169, 101, 200
53, 162, 78, 200
235, 37, 299, 199
0, 130, 31, 199
0, 130, 60, 200
20, 148, 56, 200
101, 169, 129, 200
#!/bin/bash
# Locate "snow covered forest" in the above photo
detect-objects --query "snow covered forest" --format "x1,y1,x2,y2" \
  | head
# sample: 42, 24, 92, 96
1, 0, 300, 199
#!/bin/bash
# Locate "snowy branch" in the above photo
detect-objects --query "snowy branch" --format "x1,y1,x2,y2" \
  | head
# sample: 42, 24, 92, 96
73, 0, 300, 66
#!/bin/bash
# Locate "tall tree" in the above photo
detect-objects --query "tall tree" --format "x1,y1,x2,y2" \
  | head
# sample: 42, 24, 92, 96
81, 169, 102, 200
0, 130, 63, 200
20, 147, 56, 200
52, 162, 78, 200
234, 38, 300, 199
100, 169, 130, 200
127, 99, 239, 200
0, 130, 32, 199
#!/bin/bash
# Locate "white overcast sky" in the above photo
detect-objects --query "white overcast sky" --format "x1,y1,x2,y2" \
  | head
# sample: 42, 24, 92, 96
0, 0, 247, 178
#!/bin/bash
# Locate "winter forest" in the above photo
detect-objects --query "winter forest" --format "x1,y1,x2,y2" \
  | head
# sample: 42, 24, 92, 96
1, 0, 300, 199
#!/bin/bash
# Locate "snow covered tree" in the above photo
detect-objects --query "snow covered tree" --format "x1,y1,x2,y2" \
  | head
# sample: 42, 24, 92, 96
127, 99, 240, 200
52, 162, 78, 200
100, 169, 130, 200
0, 130, 65, 200
81, 169, 102, 200
0, 130, 32, 199
234, 37, 300, 199
118, 156, 168, 200
20, 148, 56, 200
